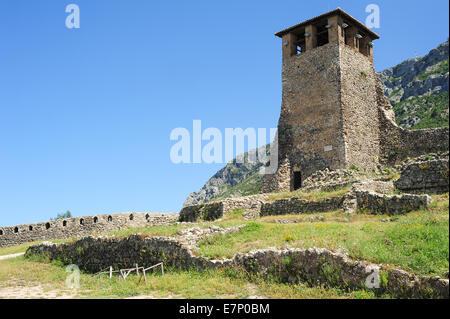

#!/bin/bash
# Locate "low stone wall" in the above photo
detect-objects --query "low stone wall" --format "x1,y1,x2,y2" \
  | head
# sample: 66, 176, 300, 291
395, 157, 449, 194
179, 194, 270, 222
178, 202, 224, 223
260, 196, 345, 216
355, 190, 431, 215
180, 182, 432, 220
378, 95, 449, 165
26, 237, 449, 299
0, 213, 179, 248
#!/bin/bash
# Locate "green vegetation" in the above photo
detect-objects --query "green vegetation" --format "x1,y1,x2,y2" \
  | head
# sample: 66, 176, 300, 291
0, 255, 379, 299
51, 210, 72, 220
1, 189, 448, 298
213, 173, 264, 201
0, 239, 69, 257
415, 59, 449, 81
394, 92, 449, 129
198, 194, 449, 277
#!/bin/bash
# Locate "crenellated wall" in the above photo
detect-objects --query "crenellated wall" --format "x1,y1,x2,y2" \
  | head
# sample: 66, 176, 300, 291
0, 212, 179, 248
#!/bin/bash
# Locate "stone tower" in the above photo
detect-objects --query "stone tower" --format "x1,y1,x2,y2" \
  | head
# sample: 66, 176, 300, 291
262, 9, 381, 193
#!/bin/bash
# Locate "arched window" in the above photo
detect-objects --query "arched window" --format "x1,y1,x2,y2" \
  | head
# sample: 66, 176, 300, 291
145, 214, 150, 221
107, 216, 112, 222
129, 214, 134, 221
93, 217, 98, 223
63, 220, 67, 227
0, 229, 3, 236
29, 226, 33, 231
14, 227, 19, 233
45, 223, 50, 230
80, 219, 85, 226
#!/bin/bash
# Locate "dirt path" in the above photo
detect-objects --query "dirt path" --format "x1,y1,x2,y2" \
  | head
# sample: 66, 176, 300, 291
0, 285, 77, 299
0, 253, 25, 261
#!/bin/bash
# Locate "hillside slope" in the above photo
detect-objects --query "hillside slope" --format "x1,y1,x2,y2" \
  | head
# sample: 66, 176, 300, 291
184, 40, 449, 206
380, 40, 449, 128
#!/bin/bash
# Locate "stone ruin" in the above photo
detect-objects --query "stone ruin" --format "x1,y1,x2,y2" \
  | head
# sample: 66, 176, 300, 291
260, 8, 449, 193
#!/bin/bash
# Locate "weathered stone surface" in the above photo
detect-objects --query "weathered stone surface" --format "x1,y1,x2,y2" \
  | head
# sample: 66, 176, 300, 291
260, 196, 345, 216
0, 213, 179, 248
395, 154, 449, 194
355, 190, 431, 215
261, 25, 448, 194
179, 194, 270, 222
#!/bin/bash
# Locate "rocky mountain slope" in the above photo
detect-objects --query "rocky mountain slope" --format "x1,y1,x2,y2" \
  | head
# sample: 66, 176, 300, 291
183, 145, 268, 206
184, 40, 449, 206
380, 40, 449, 129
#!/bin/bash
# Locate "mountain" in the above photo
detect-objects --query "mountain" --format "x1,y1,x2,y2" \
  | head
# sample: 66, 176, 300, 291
183, 145, 268, 206
380, 40, 449, 129
184, 40, 449, 206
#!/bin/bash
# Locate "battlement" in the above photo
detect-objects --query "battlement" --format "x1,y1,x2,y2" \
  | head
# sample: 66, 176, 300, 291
276, 8, 379, 62
0, 212, 179, 248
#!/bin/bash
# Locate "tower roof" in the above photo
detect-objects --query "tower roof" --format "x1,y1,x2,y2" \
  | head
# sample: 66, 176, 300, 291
275, 8, 380, 40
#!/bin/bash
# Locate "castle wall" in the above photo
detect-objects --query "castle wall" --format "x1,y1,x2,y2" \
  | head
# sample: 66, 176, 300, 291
339, 45, 380, 169
376, 77, 450, 164
0, 212, 179, 248
277, 43, 347, 190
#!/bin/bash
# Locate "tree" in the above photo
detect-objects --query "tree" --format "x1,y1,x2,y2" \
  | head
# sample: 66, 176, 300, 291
52, 210, 72, 220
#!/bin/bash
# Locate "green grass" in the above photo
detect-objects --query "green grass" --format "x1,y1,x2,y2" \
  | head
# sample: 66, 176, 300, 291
0, 256, 379, 299
1, 192, 447, 299
0, 239, 69, 257
198, 194, 449, 277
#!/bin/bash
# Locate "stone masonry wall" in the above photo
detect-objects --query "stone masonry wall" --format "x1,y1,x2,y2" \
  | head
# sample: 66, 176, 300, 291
277, 42, 347, 187
355, 190, 431, 215
179, 194, 270, 222
260, 196, 345, 216
26, 237, 449, 299
394, 156, 449, 194
377, 77, 450, 165
0, 212, 179, 248
340, 45, 380, 170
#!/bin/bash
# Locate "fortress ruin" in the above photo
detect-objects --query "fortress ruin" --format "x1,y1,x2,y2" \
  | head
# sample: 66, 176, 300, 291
1, 8, 448, 249
261, 8, 449, 193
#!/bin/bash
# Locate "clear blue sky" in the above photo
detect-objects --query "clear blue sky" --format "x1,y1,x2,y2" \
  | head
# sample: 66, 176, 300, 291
0, 0, 448, 226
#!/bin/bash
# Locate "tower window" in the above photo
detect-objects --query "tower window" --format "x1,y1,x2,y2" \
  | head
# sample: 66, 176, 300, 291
14, 227, 19, 234
63, 220, 67, 227
45, 223, 50, 230
107, 216, 113, 222
293, 171, 302, 190
316, 23, 329, 47
80, 219, 85, 226
93, 217, 98, 223
29, 226, 33, 231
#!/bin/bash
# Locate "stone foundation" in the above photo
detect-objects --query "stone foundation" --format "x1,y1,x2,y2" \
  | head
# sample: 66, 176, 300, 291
260, 196, 345, 216
395, 155, 449, 194
355, 191, 431, 215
